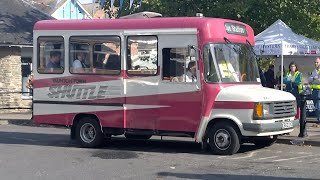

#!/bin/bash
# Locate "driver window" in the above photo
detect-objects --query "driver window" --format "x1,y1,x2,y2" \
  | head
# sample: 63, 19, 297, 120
204, 46, 219, 82
162, 47, 197, 83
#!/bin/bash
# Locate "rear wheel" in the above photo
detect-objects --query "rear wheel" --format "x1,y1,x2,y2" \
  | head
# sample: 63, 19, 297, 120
254, 136, 278, 148
75, 117, 103, 148
208, 122, 240, 155
125, 134, 152, 140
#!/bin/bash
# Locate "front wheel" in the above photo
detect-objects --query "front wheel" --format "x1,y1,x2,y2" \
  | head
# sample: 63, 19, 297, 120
208, 122, 241, 155
75, 117, 103, 148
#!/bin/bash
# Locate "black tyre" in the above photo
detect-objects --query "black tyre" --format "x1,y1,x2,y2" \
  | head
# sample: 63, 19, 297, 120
254, 136, 278, 148
208, 122, 241, 155
125, 134, 152, 140
75, 117, 103, 148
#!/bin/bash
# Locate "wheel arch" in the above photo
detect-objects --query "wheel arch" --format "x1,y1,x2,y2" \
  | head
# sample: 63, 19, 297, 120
70, 113, 102, 139
203, 117, 242, 143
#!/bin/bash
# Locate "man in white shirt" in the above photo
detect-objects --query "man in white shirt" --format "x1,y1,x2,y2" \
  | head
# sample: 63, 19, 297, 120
185, 61, 197, 82
308, 57, 320, 123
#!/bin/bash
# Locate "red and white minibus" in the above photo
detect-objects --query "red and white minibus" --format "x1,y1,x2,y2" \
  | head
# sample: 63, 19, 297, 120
32, 15, 298, 155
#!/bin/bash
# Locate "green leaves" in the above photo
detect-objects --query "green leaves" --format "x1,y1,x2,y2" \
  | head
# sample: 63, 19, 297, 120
102, 0, 320, 40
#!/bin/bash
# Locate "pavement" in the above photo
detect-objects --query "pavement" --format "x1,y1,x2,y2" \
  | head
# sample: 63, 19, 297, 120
1, 112, 320, 147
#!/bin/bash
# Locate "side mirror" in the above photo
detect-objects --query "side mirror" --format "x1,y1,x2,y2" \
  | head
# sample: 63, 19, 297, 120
187, 45, 196, 57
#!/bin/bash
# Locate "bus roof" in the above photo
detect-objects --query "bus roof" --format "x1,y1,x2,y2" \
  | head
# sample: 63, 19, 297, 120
33, 17, 255, 45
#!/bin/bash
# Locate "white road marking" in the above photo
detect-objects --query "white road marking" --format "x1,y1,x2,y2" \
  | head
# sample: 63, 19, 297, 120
257, 156, 278, 160
273, 155, 318, 162
230, 151, 257, 160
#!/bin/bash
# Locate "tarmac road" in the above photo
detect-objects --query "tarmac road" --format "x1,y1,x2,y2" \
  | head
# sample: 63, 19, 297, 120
0, 124, 319, 180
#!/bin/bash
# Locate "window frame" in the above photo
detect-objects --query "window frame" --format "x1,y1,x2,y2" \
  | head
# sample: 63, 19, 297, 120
37, 36, 65, 74
126, 35, 158, 76
68, 35, 121, 75
161, 47, 197, 83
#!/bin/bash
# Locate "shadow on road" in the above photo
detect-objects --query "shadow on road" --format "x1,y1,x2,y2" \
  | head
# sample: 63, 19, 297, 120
0, 130, 264, 156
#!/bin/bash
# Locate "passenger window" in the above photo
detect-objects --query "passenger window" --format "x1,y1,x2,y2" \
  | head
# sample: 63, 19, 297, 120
69, 36, 121, 75
162, 48, 197, 83
127, 36, 158, 75
37, 36, 64, 74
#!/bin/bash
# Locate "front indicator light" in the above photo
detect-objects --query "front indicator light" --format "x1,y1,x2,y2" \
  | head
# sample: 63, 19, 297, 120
254, 102, 263, 118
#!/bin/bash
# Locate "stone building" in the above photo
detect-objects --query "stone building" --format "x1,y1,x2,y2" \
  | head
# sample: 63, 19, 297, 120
0, 0, 53, 113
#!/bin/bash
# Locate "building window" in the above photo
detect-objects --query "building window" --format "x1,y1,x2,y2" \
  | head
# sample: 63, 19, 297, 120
127, 36, 158, 75
37, 36, 64, 74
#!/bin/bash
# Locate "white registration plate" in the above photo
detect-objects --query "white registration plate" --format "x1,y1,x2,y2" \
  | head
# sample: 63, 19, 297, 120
282, 121, 293, 129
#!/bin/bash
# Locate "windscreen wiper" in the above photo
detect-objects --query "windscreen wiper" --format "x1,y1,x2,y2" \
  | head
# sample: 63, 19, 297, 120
246, 39, 256, 56
223, 37, 240, 53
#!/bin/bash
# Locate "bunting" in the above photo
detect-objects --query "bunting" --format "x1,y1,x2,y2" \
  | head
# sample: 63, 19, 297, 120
129, 0, 134, 9
100, 0, 106, 7
110, 0, 115, 7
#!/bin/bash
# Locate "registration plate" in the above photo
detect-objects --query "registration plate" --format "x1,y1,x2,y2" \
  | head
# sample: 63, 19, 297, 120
282, 121, 293, 129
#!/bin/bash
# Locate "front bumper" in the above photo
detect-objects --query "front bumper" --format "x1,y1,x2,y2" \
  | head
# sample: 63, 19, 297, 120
242, 119, 299, 133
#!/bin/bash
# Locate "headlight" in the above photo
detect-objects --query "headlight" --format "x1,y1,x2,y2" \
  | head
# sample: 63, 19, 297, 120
263, 103, 272, 115
253, 102, 273, 119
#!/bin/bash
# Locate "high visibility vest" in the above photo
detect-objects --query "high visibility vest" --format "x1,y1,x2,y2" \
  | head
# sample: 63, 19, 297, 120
311, 69, 320, 90
286, 71, 303, 94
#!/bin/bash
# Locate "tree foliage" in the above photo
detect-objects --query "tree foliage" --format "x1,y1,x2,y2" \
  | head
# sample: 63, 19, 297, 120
103, 0, 320, 40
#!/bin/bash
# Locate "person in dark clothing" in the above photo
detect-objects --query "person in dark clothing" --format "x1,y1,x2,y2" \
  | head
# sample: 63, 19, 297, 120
104, 54, 120, 70
258, 67, 267, 87
264, 64, 276, 88
46, 51, 61, 69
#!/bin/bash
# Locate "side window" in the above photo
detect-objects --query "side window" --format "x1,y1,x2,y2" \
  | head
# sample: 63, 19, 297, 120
162, 48, 197, 83
69, 36, 120, 75
37, 36, 64, 74
127, 36, 158, 75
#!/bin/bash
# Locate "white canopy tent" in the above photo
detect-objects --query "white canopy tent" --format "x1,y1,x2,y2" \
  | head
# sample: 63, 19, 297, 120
254, 19, 320, 90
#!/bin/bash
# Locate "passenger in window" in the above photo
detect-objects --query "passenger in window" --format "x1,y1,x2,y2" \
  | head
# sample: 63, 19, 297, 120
105, 44, 120, 70
185, 61, 197, 82
73, 51, 88, 73
46, 51, 61, 69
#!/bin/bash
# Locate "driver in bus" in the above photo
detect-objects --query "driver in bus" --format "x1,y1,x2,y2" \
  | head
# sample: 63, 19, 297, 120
185, 61, 197, 82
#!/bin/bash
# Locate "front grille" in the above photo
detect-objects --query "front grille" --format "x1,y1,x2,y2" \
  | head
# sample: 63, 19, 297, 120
273, 101, 295, 118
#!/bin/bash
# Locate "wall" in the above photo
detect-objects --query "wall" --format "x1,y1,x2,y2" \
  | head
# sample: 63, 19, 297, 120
0, 47, 32, 113
52, 0, 90, 20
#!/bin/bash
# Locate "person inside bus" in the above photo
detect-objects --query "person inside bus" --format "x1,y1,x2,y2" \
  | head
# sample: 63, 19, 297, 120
104, 44, 120, 71
72, 51, 88, 73
185, 61, 197, 82
46, 51, 61, 69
